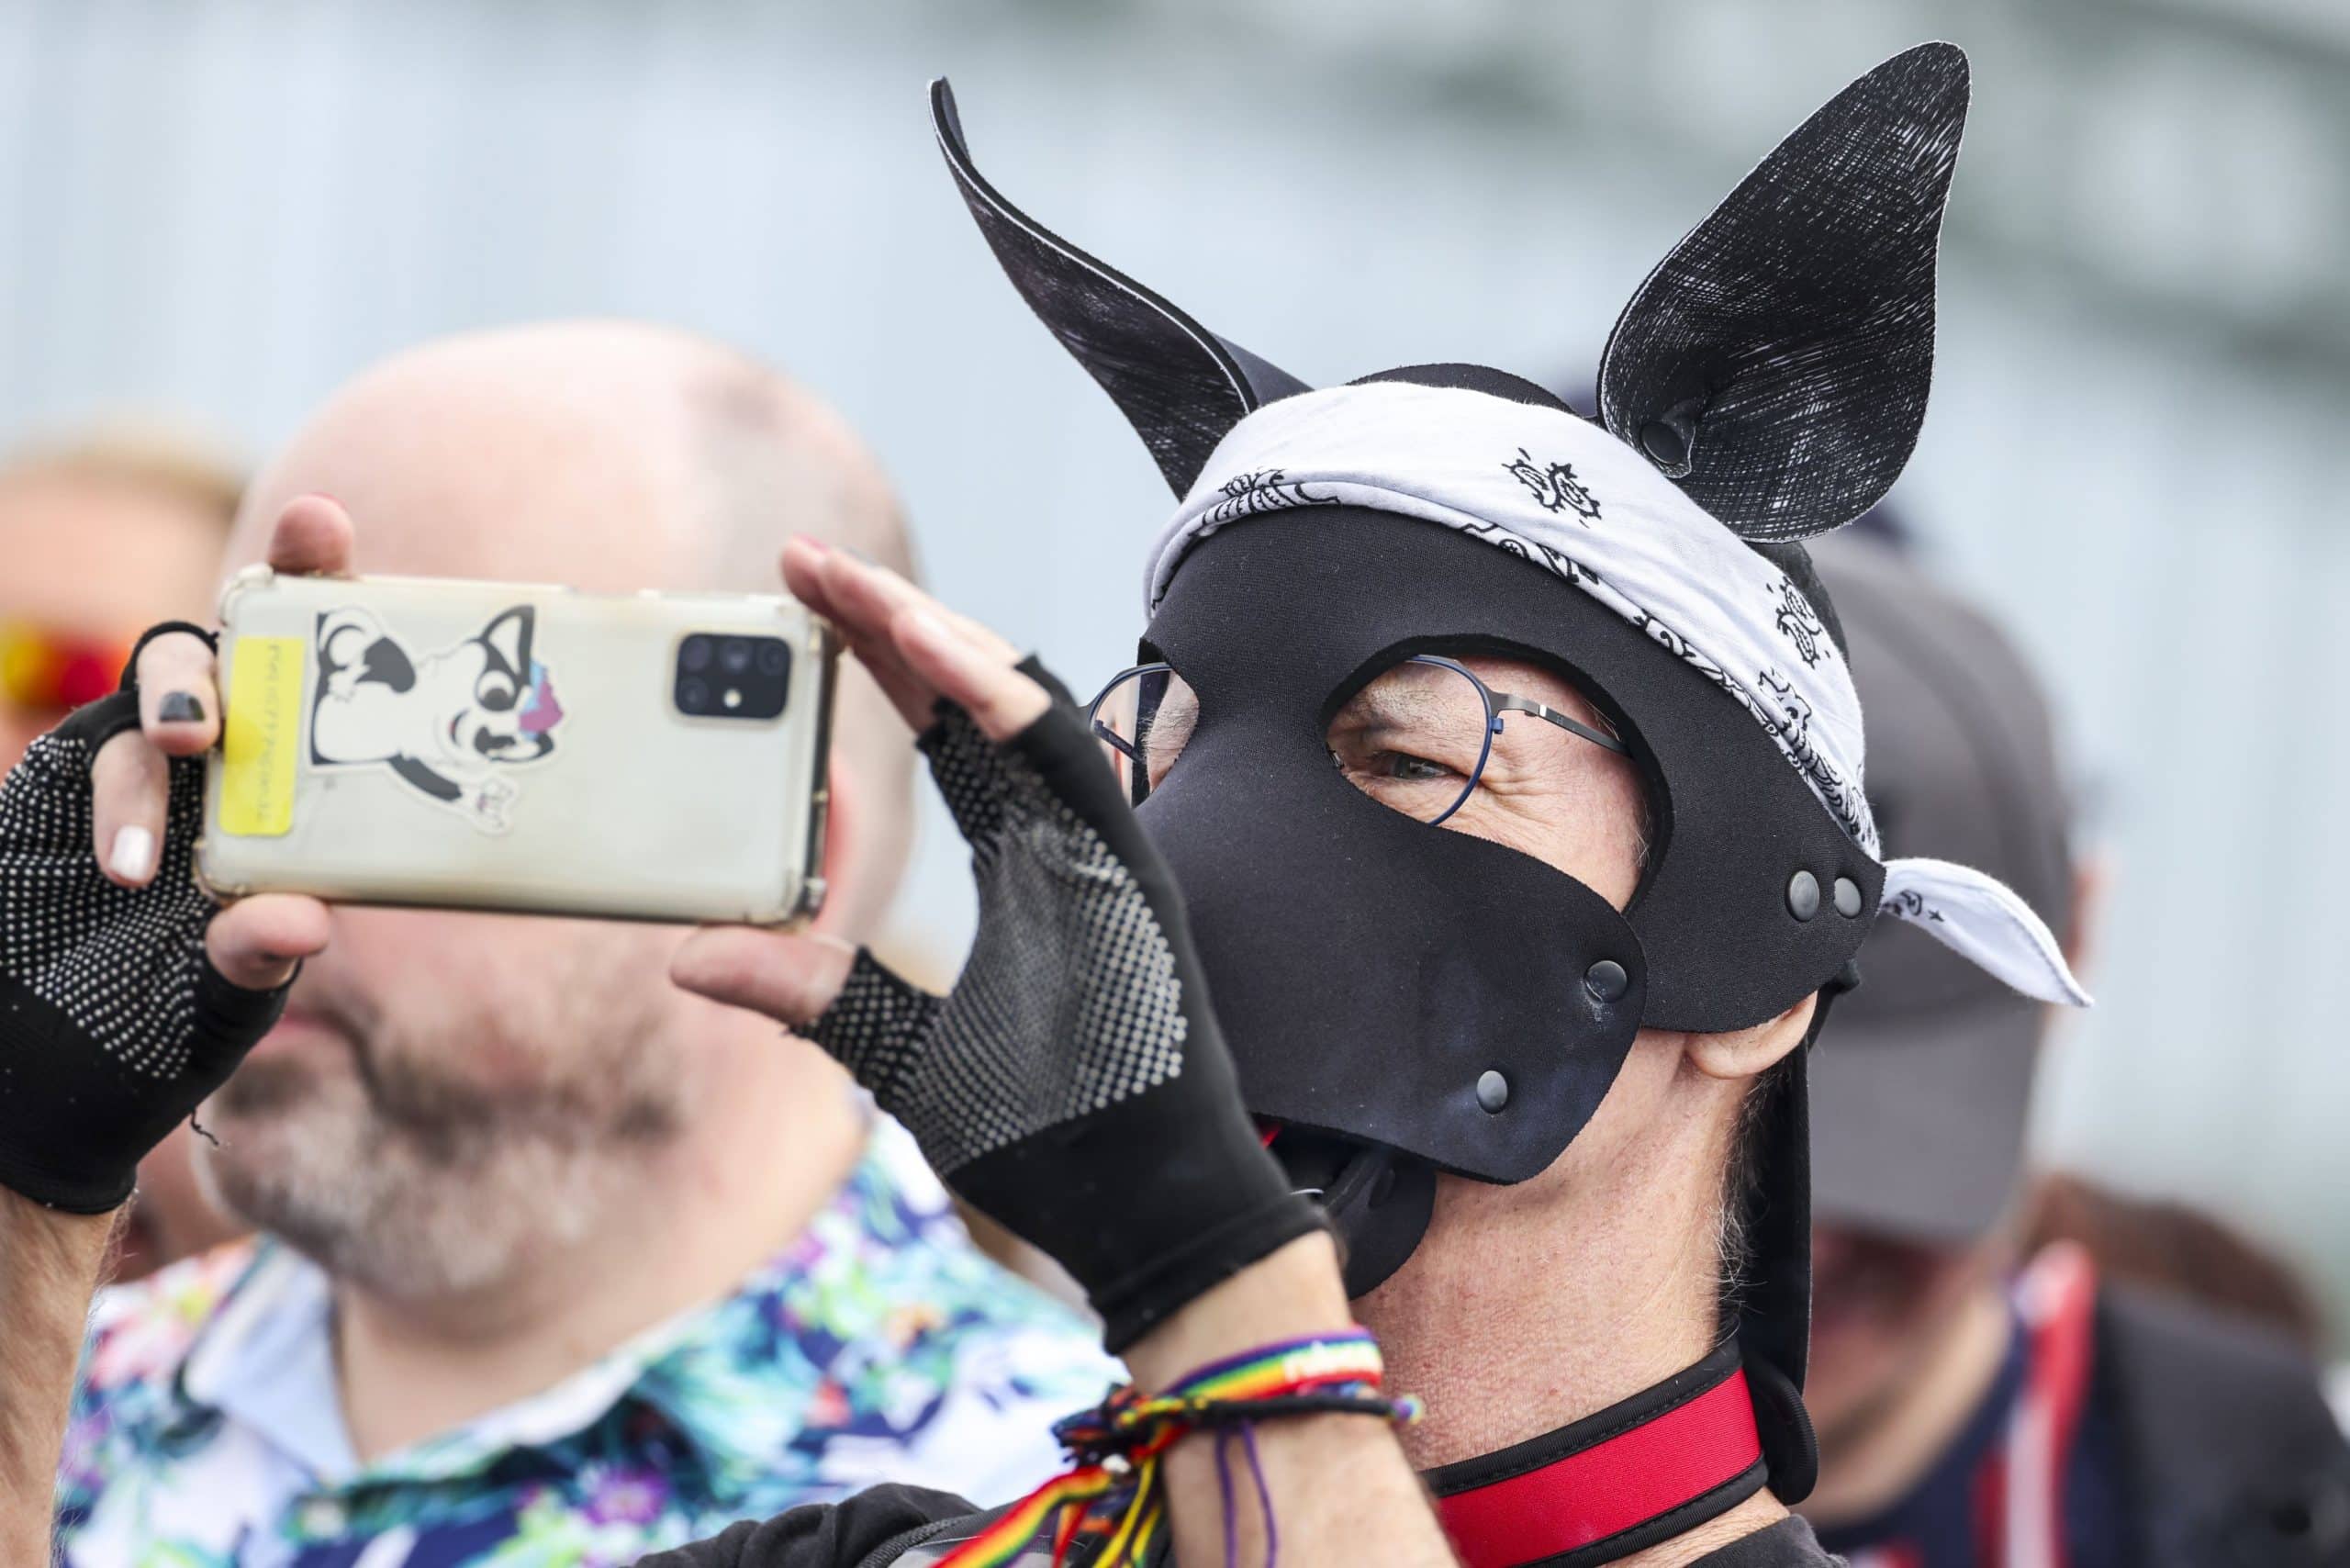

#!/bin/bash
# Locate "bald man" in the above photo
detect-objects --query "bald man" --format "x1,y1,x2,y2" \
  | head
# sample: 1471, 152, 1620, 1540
39, 325, 1113, 1566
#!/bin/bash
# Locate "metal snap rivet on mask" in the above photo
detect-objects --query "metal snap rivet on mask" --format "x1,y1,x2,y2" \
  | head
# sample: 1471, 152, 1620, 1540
1786, 869, 1820, 921
1475, 1070, 1511, 1113
1639, 421, 1689, 468
1833, 876, 1863, 918
1584, 959, 1629, 1003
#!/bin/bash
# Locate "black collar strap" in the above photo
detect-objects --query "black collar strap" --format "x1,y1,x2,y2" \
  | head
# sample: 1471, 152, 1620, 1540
1424, 1347, 1768, 1568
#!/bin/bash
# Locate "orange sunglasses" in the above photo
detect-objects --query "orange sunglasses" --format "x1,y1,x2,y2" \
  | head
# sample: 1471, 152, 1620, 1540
0, 620, 132, 714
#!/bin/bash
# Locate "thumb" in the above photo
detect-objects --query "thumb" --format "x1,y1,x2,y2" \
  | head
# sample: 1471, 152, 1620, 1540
204, 895, 330, 992
672, 925, 861, 1030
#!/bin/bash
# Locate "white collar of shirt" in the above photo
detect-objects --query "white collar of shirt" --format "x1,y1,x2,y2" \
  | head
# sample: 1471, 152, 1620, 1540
178, 1242, 715, 1483
177, 1245, 356, 1480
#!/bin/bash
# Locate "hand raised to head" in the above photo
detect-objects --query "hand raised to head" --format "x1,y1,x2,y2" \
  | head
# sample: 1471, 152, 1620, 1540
678, 539, 1319, 1351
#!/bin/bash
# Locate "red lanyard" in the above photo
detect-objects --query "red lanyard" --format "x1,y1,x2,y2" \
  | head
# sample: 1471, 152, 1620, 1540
1848, 1243, 2099, 1568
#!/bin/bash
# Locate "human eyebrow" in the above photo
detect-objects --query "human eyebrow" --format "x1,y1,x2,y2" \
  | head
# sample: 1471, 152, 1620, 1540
1338, 679, 1451, 729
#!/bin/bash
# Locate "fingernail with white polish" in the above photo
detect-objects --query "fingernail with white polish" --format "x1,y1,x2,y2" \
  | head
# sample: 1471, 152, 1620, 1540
108, 825, 156, 882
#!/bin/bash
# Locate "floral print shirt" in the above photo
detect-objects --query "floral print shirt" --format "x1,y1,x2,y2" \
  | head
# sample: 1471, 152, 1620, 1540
54, 1127, 1116, 1567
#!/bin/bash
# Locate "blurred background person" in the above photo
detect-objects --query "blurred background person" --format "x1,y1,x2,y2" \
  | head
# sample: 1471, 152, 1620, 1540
1797, 532, 2350, 1567
2023, 1170, 2333, 1358
53, 323, 1112, 1566
0, 430, 238, 764
0, 427, 249, 1279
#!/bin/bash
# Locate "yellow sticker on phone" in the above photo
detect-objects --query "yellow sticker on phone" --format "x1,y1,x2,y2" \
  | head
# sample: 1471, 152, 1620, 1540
218, 636, 304, 836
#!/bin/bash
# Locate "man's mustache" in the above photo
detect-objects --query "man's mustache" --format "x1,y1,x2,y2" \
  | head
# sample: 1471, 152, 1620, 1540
227, 971, 502, 1140
225, 964, 680, 1149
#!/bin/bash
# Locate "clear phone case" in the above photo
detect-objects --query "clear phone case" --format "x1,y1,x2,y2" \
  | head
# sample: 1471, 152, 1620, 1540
197, 566, 834, 925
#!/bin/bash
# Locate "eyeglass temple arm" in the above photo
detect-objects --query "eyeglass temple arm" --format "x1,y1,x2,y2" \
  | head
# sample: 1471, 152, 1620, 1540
1091, 718, 1141, 761
1492, 693, 1628, 755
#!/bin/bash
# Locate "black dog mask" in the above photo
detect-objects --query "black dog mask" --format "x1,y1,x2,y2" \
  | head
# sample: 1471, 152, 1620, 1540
934, 45, 2086, 1503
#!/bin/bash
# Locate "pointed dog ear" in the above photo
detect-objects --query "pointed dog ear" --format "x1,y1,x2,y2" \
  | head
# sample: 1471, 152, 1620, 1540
1599, 43, 1970, 541
480, 606, 532, 677
932, 78, 1306, 495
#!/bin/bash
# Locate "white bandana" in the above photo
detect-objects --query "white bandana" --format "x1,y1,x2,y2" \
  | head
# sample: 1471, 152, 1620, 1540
1147, 382, 2088, 1007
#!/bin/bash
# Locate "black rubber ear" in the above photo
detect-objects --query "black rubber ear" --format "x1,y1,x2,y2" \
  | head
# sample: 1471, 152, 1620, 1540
1598, 43, 1970, 541
930, 78, 1307, 495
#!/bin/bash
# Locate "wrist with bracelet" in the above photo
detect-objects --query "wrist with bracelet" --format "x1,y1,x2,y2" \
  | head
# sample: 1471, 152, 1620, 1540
941, 1328, 1419, 1568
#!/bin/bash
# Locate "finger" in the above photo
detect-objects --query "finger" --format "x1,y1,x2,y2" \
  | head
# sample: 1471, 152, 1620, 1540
778, 536, 843, 619
671, 925, 858, 1029
204, 896, 331, 991
783, 540, 934, 723
892, 607, 1051, 742
812, 547, 1033, 732
802, 554, 949, 731
811, 551, 934, 696
828, 618, 946, 733
89, 732, 172, 888
265, 495, 356, 577
134, 630, 222, 758
805, 544, 901, 644
819, 548, 1019, 663
787, 538, 1029, 734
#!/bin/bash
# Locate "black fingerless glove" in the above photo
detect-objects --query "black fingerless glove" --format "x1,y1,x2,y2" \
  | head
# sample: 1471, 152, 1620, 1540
0, 692, 292, 1212
805, 662, 1321, 1351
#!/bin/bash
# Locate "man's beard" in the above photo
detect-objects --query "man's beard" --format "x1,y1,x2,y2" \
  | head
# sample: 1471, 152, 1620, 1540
196, 947, 687, 1302
1805, 1226, 1981, 1450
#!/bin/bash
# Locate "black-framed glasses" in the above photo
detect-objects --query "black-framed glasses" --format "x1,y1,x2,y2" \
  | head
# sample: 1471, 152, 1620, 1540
1086, 654, 1627, 826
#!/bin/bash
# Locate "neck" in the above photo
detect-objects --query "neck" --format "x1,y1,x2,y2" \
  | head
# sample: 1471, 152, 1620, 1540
333, 1041, 865, 1462
1801, 1279, 2010, 1529
1356, 1054, 1785, 1566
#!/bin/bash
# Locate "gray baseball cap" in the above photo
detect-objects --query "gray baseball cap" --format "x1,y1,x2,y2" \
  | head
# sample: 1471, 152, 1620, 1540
1806, 532, 2076, 1245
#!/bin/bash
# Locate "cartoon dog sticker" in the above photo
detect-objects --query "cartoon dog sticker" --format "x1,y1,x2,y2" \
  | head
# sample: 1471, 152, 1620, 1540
309, 604, 565, 832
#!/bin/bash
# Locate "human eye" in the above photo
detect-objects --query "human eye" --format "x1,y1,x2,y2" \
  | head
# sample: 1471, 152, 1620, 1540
1376, 749, 1457, 783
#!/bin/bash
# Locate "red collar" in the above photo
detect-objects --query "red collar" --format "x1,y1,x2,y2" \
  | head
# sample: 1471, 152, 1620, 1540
1426, 1350, 1770, 1567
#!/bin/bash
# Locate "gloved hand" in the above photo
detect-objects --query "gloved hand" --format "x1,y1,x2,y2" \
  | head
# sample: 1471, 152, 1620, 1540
814, 674, 1319, 1349
0, 688, 291, 1212
0, 498, 348, 1212
674, 540, 1321, 1352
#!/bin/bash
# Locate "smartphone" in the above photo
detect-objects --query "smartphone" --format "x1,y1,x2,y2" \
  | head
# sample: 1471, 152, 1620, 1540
196, 566, 835, 925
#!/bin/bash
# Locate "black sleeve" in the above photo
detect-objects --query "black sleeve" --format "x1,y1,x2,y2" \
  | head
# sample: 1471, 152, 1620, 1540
637, 1486, 979, 1568
2094, 1283, 2350, 1566
1693, 1516, 1842, 1565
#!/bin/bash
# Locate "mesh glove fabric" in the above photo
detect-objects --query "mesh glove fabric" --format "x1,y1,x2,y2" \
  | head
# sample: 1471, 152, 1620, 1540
806, 662, 1321, 1350
0, 691, 291, 1212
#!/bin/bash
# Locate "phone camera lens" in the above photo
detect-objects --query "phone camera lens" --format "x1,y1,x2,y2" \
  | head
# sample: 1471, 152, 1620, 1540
677, 633, 785, 720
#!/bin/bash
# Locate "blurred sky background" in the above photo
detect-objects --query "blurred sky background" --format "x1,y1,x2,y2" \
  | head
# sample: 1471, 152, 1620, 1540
2, 0, 2346, 1320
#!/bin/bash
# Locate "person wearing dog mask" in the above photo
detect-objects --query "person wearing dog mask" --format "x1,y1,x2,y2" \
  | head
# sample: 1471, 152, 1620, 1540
1, 50, 2085, 1568
0, 325, 1114, 1567
1795, 533, 2350, 1568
